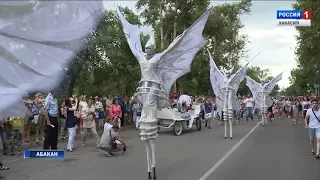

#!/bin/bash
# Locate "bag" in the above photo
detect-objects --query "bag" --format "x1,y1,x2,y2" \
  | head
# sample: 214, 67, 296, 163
32, 115, 39, 124
311, 109, 320, 123
30, 103, 39, 115
25, 105, 34, 121
136, 112, 141, 116
109, 129, 117, 149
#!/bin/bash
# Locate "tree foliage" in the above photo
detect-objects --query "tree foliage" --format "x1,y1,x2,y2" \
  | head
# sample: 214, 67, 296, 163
290, 0, 320, 94
58, 1, 281, 98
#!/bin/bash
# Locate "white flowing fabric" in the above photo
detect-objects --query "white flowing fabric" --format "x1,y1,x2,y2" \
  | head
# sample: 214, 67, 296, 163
0, 1, 105, 119
245, 72, 283, 108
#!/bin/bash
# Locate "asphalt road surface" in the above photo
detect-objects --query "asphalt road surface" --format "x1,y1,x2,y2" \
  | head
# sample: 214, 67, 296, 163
2, 117, 319, 180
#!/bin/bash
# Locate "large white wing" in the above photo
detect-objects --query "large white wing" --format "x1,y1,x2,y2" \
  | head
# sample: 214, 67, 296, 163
208, 50, 224, 111
0, 1, 105, 119
116, 7, 145, 63
245, 75, 261, 100
229, 62, 249, 92
155, 8, 211, 97
264, 72, 282, 94
254, 93, 273, 108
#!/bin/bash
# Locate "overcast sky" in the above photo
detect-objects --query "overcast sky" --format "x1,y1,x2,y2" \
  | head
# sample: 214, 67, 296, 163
103, 1, 297, 89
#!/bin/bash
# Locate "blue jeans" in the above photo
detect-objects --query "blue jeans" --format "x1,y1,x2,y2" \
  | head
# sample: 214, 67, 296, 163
0, 131, 7, 153
246, 107, 254, 121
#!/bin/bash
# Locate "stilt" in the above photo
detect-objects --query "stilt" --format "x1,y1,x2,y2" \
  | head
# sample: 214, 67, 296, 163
148, 172, 152, 179
153, 167, 156, 179
228, 109, 233, 139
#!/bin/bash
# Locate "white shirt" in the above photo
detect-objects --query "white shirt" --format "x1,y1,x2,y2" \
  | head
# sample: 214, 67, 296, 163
243, 98, 254, 108
79, 101, 88, 118
178, 94, 192, 106
302, 101, 311, 110
306, 108, 320, 129
104, 122, 113, 131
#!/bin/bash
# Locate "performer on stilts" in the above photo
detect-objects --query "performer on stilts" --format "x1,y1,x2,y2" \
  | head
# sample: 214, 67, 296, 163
208, 51, 248, 139
245, 72, 283, 126
117, 7, 211, 179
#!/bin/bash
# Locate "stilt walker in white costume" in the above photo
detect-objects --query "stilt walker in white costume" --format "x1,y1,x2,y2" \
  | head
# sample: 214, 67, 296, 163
245, 72, 283, 126
0, 1, 105, 119
208, 51, 248, 139
117, 8, 211, 179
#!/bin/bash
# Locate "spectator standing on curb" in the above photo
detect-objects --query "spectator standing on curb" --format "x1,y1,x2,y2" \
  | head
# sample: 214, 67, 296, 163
43, 91, 59, 150
0, 118, 9, 175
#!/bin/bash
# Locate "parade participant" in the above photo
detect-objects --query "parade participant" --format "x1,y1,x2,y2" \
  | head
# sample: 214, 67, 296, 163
244, 95, 254, 122
245, 73, 283, 126
304, 99, 320, 158
178, 92, 192, 107
204, 97, 213, 129
209, 51, 248, 139
117, 7, 210, 179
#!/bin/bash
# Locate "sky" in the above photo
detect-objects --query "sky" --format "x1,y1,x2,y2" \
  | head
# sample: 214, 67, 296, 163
103, 1, 297, 89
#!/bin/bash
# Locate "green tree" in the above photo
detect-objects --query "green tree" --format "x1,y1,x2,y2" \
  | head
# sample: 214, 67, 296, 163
291, 0, 320, 92
71, 7, 150, 96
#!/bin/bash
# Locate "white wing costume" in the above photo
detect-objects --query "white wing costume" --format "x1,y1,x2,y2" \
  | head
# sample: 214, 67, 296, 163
209, 51, 248, 138
245, 72, 282, 125
117, 7, 210, 179
0, 1, 105, 119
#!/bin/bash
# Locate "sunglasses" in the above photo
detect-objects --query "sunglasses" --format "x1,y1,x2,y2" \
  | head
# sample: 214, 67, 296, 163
312, 102, 318, 104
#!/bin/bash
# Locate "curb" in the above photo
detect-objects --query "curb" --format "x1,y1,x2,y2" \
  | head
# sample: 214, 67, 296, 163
19, 124, 135, 150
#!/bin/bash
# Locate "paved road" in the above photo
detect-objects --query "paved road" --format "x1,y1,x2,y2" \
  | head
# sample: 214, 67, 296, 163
1, 117, 319, 180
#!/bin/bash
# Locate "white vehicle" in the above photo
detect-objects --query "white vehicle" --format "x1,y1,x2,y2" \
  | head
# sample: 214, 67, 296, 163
157, 105, 202, 136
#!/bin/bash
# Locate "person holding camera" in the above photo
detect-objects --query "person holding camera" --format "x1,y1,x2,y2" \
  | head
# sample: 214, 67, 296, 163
99, 124, 126, 157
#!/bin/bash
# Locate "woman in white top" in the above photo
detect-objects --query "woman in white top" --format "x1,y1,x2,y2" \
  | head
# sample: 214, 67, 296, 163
285, 98, 292, 118
302, 96, 311, 119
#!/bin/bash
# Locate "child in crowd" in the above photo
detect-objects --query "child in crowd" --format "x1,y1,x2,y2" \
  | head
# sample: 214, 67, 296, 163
8, 117, 24, 156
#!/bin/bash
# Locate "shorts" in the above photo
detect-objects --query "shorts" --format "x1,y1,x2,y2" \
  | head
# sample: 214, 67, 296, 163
204, 113, 212, 119
59, 118, 66, 128
308, 128, 320, 140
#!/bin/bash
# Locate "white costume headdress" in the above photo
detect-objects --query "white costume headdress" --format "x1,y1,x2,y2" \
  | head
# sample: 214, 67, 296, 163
145, 32, 156, 49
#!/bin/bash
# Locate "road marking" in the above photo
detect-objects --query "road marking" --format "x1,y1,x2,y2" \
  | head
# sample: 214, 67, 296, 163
198, 121, 262, 180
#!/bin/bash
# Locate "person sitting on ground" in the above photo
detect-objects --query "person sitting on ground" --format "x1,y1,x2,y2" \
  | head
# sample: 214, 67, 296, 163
99, 124, 126, 157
